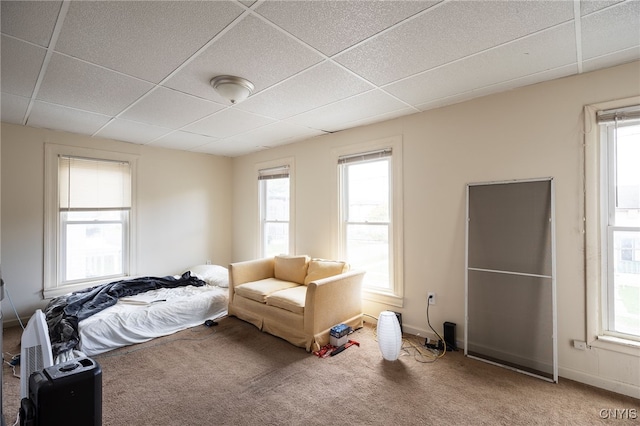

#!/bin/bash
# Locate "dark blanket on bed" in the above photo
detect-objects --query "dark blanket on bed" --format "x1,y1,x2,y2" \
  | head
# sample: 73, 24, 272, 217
44, 272, 206, 358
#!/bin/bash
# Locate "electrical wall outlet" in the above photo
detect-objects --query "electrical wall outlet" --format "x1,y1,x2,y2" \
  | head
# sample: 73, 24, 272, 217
206, 259, 212, 265
573, 339, 587, 350
428, 292, 436, 305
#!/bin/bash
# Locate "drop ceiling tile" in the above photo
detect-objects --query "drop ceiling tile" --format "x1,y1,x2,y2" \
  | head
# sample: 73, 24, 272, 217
37, 53, 154, 115
184, 108, 275, 139
415, 64, 577, 112
487, 64, 578, 94
95, 118, 173, 145
1, 1, 62, 47
27, 101, 112, 135
0, 93, 29, 124
385, 22, 577, 106
255, 0, 437, 56
236, 61, 373, 120
265, 129, 327, 148
581, 0, 624, 16
190, 139, 262, 157
335, 0, 574, 85
227, 121, 326, 147
120, 87, 224, 129
55, 1, 244, 83
581, 1, 640, 60
164, 14, 323, 102
289, 89, 409, 132
1, 0, 636, 158
345, 106, 417, 129
148, 131, 219, 151
0, 36, 46, 97
583, 46, 640, 73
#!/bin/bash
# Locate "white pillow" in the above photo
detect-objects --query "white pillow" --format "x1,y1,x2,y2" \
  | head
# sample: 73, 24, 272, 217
185, 265, 229, 287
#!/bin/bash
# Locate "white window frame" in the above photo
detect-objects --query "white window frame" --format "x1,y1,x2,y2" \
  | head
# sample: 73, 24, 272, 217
44, 144, 138, 299
584, 97, 640, 354
59, 207, 129, 286
256, 157, 295, 258
335, 136, 404, 307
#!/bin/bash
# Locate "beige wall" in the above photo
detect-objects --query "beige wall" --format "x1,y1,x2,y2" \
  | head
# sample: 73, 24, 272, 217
0, 61, 638, 398
0, 123, 232, 319
231, 61, 640, 397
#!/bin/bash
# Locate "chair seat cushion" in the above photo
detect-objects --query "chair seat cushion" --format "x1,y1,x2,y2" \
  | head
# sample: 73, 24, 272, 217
235, 278, 299, 303
266, 286, 307, 314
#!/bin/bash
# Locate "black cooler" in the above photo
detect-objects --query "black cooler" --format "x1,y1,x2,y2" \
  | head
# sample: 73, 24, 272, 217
20, 357, 102, 426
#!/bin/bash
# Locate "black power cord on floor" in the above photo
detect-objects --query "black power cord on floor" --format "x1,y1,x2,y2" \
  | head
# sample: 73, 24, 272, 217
424, 296, 447, 354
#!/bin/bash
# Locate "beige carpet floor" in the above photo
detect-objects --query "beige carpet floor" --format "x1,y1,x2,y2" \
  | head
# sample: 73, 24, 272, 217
3, 316, 639, 425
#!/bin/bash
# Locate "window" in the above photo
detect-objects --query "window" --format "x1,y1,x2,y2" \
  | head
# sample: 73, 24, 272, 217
44, 145, 137, 298
258, 162, 292, 257
337, 137, 403, 306
599, 106, 640, 340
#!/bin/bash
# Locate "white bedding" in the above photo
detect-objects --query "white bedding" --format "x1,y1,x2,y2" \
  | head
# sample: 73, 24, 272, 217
78, 284, 228, 356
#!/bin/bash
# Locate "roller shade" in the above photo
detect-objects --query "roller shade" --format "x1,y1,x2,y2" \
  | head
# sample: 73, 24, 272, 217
59, 156, 131, 210
338, 148, 391, 165
597, 105, 640, 124
258, 165, 289, 180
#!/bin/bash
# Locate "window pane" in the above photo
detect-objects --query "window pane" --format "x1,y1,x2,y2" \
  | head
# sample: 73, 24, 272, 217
64, 220, 124, 282
347, 160, 389, 223
66, 210, 124, 221
264, 222, 289, 258
264, 178, 289, 221
260, 173, 290, 257
346, 224, 389, 289
611, 230, 640, 336
615, 124, 640, 226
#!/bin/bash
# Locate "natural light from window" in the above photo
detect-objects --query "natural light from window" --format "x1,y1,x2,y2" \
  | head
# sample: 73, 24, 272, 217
343, 158, 390, 291
608, 123, 640, 338
262, 177, 290, 257
62, 210, 126, 282
259, 164, 291, 258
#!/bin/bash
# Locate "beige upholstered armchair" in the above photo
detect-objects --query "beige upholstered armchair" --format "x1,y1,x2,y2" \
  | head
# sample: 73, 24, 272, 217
228, 255, 365, 352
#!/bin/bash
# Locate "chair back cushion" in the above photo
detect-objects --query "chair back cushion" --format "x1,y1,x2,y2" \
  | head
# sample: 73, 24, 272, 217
304, 259, 349, 285
274, 255, 310, 284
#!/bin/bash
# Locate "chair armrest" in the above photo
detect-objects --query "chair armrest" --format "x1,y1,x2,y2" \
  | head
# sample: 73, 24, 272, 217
304, 270, 365, 335
228, 257, 275, 293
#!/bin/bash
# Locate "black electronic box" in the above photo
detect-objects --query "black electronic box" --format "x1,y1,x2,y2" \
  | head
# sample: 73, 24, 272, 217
20, 357, 102, 426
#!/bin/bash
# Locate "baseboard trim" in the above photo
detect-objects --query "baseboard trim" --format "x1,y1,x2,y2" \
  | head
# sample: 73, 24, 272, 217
3, 317, 26, 329
559, 366, 640, 399
403, 324, 640, 399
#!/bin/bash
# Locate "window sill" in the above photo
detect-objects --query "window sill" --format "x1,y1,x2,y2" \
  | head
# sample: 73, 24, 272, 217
590, 335, 640, 356
43, 276, 125, 299
362, 288, 403, 308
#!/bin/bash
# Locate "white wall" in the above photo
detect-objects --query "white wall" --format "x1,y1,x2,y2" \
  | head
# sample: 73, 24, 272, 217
231, 61, 640, 397
0, 130, 2, 267
0, 123, 232, 320
1, 61, 637, 398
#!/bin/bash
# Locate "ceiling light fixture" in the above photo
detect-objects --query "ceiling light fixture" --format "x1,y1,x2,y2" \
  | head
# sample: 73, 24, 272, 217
210, 75, 254, 104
